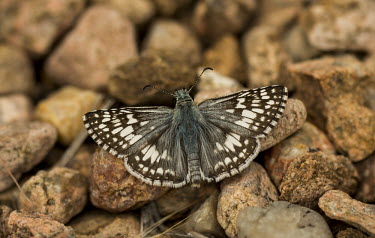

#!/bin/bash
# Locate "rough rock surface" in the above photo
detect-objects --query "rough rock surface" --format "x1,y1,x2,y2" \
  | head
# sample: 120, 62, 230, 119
45, 6, 138, 90
35, 86, 101, 145
336, 228, 368, 238
355, 153, 375, 203
0, 0, 85, 57
19, 167, 88, 224
0, 121, 57, 192
0, 94, 33, 124
265, 122, 335, 187
90, 149, 169, 212
7, 211, 75, 238
69, 209, 140, 238
0, 205, 12, 238
0, 44, 34, 95
279, 152, 358, 209
217, 162, 278, 238
237, 201, 332, 238
319, 190, 375, 235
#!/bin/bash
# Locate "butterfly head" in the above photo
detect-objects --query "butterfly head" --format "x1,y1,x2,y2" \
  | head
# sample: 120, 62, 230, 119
175, 89, 193, 105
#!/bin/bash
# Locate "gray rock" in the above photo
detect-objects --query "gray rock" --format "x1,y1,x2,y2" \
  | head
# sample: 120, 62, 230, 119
237, 201, 333, 238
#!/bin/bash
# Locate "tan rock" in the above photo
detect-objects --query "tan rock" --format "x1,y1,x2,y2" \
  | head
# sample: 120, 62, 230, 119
319, 190, 375, 235
90, 149, 169, 212
355, 153, 375, 203
0, 94, 33, 124
45, 6, 138, 90
0, 205, 12, 238
0, 0, 85, 57
336, 228, 368, 238
279, 152, 359, 209
19, 167, 88, 224
217, 162, 278, 238
35, 86, 101, 145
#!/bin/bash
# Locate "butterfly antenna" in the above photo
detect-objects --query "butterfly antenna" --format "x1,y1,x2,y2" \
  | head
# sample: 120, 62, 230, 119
143, 85, 174, 97
188, 67, 213, 93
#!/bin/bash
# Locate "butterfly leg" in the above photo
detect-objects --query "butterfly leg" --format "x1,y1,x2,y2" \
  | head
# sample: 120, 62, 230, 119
188, 153, 201, 187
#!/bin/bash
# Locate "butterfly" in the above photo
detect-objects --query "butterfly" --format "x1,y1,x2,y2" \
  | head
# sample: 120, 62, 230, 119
83, 68, 288, 188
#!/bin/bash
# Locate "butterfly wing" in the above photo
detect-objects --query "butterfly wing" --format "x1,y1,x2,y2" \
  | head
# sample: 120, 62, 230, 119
197, 85, 288, 181
83, 107, 189, 187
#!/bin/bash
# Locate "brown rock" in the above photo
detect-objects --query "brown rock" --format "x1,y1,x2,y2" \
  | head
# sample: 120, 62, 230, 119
66, 145, 96, 180
0, 0, 85, 57
264, 122, 335, 187
90, 149, 168, 212
202, 34, 247, 84
0, 44, 34, 95
0, 205, 12, 238
336, 228, 368, 238
92, 0, 155, 25
355, 153, 375, 203
243, 25, 290, 88
143, 19, 201, 66
153, 0, 192, 16
288, 55, 375, 161
0, 94, 33, 124
35, 86, 101, 146
45, 6, 138, 90
0, 121, 57, 192
300, 0, 375, 51
279, 152, 359, 209
109, 50, 196, 106
319, 190, 375, 235
69, 209, 140, 238
19, 167, 88, 224
192, 0, 257, 41
7, 211, 75, 238
217, 162, 278, 238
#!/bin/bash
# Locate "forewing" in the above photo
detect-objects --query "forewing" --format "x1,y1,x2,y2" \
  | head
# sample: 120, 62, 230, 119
198, 85, 288, 138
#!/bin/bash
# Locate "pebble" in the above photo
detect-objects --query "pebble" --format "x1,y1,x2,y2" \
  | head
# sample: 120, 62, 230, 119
0, 0, 85, 57
355, 153, 375, 203
237, 201, 332, 238
90, 149, 169, 212
18, 167, 88, 224
336, 228, 368, 238
288, 55, 375, 161
0, 205, 12, 238
143, 19, 202, 66
69, 209, 140, 238
66, 145, 96, 180
0, 121, 57, 192
92, 0, 155, 25
264, 122, 335, 187
7, 211, 75, 238
0, 44, 34, 95
319, 190, 375, 235
153, 0, 192, 16
279, 151, 359, 209
217, 162, 278, 238
35, 86, 101, 146
109, 50, 196, 106
0, 94, 33, 124
45, 6, 138, 90
300, 0, 375, 51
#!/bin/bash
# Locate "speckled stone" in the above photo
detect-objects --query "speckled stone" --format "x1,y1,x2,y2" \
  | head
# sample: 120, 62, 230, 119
0, 205, 12, 238
0, 94, 33, 124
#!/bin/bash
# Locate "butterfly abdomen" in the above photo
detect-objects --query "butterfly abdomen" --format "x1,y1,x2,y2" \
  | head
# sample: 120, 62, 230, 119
188, 152, 201, 187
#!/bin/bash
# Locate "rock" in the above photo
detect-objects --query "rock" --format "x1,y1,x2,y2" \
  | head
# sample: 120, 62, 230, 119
0, 0, 85, 57
300, 0, 375, 51
243, 25, 290, 88
0, 44, 34, 95
217, 162, 278, 238
0, 94, 33, 124
143, 19, 201, 66
0, 186, 19, 209
45, 6, 138, 90
336, 228, 368, 238
153, 0, 192, 16
237, 201, 332, 238
178, 189, 226, 238
0, 205, 12, 238
355, 153, 375, 203
202, 34, 247, 84
264, 122, 335, 187
7, 211, 75, 238
35, 86, 101, 146
0, 121, 57, 192
319, 190, 375, 235
279, 152, 359, 209
192, 0, 257, 41
66, 145, 96, 180
90, 149, 169, 212
109, 50, 196, 106
288, 55, 375, 161
156, 184, 216, 217
19, 167, 88, 224
92, 0, 155, 25
69, 209, 140, 238
257, 0, 301, 29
